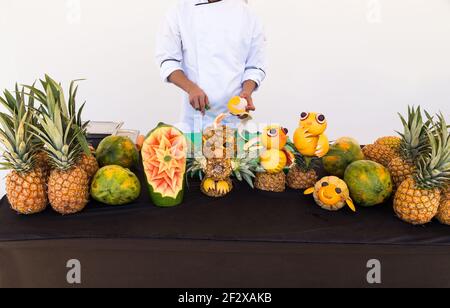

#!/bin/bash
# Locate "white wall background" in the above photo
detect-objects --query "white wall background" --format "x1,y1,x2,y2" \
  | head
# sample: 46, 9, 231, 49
0, 0, 449, 194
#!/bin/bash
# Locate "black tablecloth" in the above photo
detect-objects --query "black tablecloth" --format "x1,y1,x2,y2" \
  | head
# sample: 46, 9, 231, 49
0, 163, 449, 287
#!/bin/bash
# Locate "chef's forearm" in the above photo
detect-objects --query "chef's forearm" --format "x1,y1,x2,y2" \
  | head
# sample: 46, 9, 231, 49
168, 70, 198, 94
242, 80, 257, 95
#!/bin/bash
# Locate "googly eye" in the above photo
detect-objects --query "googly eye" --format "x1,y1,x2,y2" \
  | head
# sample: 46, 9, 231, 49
300, 112, 309, 121
322, 182, 329, 187
316, 114, 326, 124
335, 188, 342, 194
223, 142, 233, 149
267, 128, 278, 137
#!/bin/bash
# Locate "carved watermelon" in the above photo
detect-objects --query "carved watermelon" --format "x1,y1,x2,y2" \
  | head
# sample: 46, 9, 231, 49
141, 123, 188, 207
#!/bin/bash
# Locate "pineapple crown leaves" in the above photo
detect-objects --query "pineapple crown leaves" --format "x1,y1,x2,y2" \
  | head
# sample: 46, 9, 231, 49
285, 140, 320, 171
186, 153, 207, 181
25, 75, 91, 156
29, 105, 82, 171
415, 113, 450, 189
0, 111, 36, 172
0, 86, 38, 173
397, 105, 433, 161
232, 154, 263, 189
0, 84, 36, 121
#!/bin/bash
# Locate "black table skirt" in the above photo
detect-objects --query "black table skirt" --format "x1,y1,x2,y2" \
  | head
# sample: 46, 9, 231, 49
0, 163, 449, 287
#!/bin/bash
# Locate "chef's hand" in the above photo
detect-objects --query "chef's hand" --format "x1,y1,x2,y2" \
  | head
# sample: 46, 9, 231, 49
167, 71, 210, 115
188, 85, 209, 115
240, 80, 257, 112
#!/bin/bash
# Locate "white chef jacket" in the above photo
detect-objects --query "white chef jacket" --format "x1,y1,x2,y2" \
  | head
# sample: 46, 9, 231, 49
155, 0, 267, 132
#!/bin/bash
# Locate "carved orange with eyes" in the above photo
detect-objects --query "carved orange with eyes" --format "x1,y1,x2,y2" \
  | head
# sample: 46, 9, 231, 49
258, 125, 293, 173
304, 176, 356, 212
294, 112, 330, 158
261, 125, 288, 150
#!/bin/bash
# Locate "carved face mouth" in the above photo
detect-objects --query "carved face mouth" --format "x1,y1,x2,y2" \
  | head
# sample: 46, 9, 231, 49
318, 185, 342, 206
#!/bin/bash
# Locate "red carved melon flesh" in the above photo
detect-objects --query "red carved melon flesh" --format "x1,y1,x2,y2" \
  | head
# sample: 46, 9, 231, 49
141, 123, 188, 207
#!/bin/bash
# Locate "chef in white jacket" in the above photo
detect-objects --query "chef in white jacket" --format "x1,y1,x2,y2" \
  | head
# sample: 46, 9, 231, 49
156, 0, 267, 132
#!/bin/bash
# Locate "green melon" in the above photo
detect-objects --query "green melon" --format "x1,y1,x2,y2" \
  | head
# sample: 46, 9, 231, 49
323, 137, 364, 177
344, 160, 393, 207
91, 165, 141, 205
96, 136, 139, 169
141, 123, 188, 207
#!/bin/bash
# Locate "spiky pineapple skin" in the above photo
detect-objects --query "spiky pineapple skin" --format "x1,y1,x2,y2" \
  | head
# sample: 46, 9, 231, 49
375, 136, 402, 153
393, 178, 440, 225
35, 151, 51, 179
286, 164, 318, 190
436, 187, 450, 225
363, 144, 398, 168
77, 153, 99, 179
6, 170, 48, 215
48, 167, 89, 215
205, 158, 232, 181
388, 157, 415, 189
255, 172, 286, 192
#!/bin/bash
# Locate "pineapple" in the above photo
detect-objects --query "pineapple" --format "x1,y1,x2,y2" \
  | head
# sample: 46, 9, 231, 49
436, 186, 450, 225
393, 114, 450, 225
287, 154, 318, 190
0, 88, 48, 214
388, 106, 432, 188
205, 158, 232, 179
30, 75, 97, 179
77, 152, 99, 179
32, 104, 89, 215
199, 119, 237, 197
362, 144, 397, 168
374, 136, 402, 153
201, 158, 234, 197
35, 150, 51, 179
254, 172, 286, 193
30, 77, 91, 215
388, 157, 415, 190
